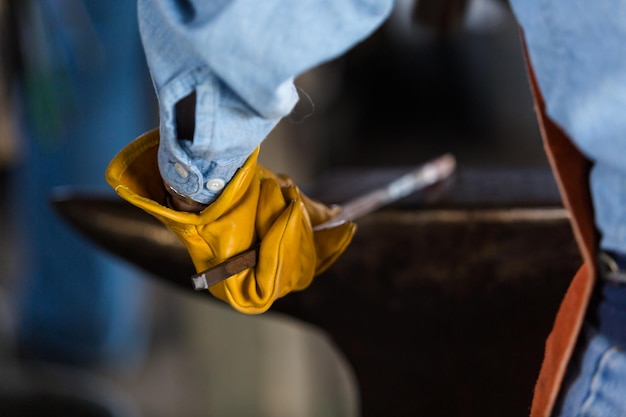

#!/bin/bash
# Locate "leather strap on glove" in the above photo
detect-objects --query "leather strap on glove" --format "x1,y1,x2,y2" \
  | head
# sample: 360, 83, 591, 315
105, 129, 356, 314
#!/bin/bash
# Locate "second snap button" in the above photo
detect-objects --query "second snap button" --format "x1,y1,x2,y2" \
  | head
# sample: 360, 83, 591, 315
206, 178, 225, 191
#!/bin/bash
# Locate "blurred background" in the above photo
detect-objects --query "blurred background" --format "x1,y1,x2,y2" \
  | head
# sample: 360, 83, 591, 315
0, 0, 578, 416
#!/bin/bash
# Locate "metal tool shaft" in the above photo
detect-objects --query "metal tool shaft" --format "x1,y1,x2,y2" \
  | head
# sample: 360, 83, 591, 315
191, 153, 456, 290
313, 153, 456, 230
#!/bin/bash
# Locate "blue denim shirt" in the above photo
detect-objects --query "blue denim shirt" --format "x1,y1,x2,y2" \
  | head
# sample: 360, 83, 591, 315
138, 0, 394, 204
139, 0, 626, 255
509, 0, 626, 253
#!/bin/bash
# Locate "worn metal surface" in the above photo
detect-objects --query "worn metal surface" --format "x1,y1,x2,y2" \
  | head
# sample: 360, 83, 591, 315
51, 166, 581, 417
50, 188, 195, 288
272, 208, 580, 417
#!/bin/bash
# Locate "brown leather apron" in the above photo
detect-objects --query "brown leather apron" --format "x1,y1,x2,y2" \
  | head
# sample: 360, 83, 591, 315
523, 42, 599, 416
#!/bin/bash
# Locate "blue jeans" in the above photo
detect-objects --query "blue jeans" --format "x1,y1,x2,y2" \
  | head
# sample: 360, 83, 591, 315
554, 323, 626, 416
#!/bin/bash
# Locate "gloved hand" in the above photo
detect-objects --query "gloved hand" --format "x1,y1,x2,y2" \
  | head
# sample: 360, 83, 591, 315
105, 129, 356, 314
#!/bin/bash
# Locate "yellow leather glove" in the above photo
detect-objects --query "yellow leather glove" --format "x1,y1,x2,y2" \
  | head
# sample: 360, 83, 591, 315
105, 129, 356, 314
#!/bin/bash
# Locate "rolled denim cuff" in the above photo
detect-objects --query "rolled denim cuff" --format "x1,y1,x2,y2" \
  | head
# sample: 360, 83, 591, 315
155, 69, 281, 204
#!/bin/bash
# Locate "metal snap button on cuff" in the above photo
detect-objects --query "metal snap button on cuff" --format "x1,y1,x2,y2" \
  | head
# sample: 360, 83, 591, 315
174, 163, 189, 179
206, 178, 225, 192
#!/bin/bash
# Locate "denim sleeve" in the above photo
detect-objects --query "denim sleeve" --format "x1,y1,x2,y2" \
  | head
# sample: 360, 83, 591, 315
137, 0, 394, 204
510, 0, 626, 253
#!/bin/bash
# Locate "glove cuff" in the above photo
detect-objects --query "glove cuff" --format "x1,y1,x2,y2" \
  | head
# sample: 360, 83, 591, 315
105, 128, 260, 225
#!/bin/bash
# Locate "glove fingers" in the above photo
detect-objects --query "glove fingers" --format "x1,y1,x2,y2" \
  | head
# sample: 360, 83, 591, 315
313, 222, 357, 274
301, 192, 341, 225
213, 195, 316, 314
257, 198, 316, 300
255, 177, 290, 237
